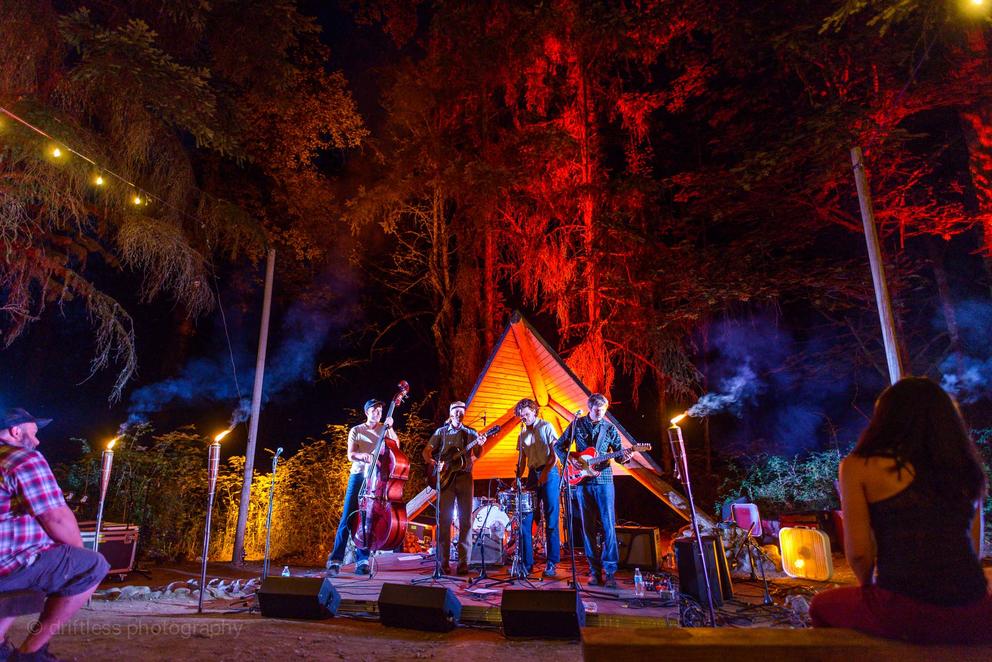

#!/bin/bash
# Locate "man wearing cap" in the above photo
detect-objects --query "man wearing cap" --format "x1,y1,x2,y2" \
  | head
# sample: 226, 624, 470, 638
423, 401, 482, 575
325, 399, 397, 577
0, 408, 109, 661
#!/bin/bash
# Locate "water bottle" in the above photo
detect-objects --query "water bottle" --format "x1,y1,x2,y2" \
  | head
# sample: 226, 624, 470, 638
633, 568, 645, 598
281, 565, 290, 577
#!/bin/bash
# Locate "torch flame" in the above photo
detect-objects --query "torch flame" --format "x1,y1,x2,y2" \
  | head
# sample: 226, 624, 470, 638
214, 429, 232, 443
107, 437, 118, 450
670, 412, 688, 425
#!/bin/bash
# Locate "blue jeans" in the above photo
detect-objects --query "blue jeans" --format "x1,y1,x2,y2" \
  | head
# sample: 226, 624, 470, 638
520, 465, 561, 569
574, 480, 618, 575
327, 472, 369, 565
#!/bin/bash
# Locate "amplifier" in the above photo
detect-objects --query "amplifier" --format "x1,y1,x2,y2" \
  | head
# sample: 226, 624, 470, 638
616, 526, 663, 570
78, 521, 139, 575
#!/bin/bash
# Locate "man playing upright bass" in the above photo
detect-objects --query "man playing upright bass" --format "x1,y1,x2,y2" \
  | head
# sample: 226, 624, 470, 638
514, 398, 561, 577
326, 398, 397, 577
423, 401, 484, 575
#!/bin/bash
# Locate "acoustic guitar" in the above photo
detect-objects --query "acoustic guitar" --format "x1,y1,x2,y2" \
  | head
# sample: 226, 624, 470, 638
430, 425, 501, 490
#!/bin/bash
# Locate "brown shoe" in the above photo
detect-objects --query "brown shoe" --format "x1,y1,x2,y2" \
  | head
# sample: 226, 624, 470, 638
456, 564, 470, 576
588, 571, 605, 586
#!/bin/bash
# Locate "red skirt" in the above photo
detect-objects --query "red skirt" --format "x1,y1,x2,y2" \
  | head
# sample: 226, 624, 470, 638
810, 584, 992, 644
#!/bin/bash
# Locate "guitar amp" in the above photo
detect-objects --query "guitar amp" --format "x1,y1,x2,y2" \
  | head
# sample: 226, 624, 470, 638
616, 526, 663, 570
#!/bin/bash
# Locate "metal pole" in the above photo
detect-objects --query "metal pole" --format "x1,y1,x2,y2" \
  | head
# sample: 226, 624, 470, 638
851, 146, 904, 384
232, 248, 276, 565
92, 448, 114, 554
261, 448, 283, 580
198, 441, 221, 614
668, 422, 717, 627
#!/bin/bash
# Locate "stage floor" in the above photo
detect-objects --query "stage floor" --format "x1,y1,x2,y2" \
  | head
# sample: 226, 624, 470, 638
293, 551, 678, 627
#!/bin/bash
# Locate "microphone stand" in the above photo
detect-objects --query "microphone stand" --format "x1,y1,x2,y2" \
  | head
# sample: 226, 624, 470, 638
668, 419, 717, 626
413, 435, 463, 586
261, 447, 283, 580
561, 411, 616, 599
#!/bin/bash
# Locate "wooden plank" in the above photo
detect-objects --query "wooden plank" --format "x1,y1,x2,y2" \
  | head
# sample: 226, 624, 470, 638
582, 627, 992, 662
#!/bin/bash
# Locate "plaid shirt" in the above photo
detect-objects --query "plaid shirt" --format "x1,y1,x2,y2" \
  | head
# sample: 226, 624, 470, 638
0, 444, 65, 576
556, 416, 623, 485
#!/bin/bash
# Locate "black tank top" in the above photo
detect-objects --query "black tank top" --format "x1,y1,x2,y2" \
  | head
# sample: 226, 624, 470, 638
868, 479, 987, 606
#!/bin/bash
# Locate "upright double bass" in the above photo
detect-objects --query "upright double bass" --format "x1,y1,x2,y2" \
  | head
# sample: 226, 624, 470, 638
351, 380, 411, 551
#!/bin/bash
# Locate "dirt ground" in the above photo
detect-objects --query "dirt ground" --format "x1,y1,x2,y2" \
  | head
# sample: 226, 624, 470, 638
3, 563, 580, 661
1, 556, 869, 661
4, 609, 578, 661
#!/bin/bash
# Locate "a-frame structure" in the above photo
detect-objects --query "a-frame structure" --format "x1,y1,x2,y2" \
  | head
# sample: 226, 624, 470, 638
406, 311, 714, 528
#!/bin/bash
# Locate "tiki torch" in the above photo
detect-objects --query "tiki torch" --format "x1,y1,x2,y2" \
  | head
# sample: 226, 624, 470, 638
198, 429, 228, 614
668, 412, 717, 627
92, 437, 118, 554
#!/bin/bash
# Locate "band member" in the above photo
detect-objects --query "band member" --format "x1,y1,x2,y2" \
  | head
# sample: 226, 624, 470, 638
555, 393, 629, 589
514, 398, 561, 577
326, 398, 397, 577
423, 401, 483, 575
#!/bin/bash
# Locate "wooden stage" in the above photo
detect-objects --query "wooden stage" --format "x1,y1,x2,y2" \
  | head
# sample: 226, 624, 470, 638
299, 551, 681, 628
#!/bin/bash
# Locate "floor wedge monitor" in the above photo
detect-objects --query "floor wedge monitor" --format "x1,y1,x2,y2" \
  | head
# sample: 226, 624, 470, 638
257, 576, 340, 619
377, 583, 461, 632
500, 588, 586, 639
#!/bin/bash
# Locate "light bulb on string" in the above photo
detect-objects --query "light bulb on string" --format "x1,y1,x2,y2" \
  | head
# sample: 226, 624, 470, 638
51, 146, 63, 159
132, 193, 143, 205
94, 174, 105, 187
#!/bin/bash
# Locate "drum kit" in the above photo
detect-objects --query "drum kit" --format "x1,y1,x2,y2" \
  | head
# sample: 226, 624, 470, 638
451, 488, 543, 562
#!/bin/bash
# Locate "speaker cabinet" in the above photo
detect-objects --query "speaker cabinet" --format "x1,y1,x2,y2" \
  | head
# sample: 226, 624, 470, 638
257, 577, 340, 619
616, 526, 663, 570
674, 536, 734, 607
378, 583, 461, 632
500, 588, 585, 639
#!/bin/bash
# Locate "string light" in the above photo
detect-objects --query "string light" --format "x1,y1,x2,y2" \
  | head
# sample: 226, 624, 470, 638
0, 105, 215, 228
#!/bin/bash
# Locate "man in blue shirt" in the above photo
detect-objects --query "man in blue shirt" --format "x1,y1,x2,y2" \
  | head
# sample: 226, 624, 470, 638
555, 393, 630, 589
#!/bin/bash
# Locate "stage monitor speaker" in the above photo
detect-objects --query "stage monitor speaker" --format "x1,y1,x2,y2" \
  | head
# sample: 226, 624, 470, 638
257, 577, 340, 619
378, 583, 461, 632
500, 588, 585, 639
674, 535, 734, 607
616, 526, 663, 570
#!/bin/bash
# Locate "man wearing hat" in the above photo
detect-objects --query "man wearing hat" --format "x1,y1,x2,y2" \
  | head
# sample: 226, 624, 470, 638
0, 408, 109, 661
422, 401, 482, 575
325, 399, 397, 577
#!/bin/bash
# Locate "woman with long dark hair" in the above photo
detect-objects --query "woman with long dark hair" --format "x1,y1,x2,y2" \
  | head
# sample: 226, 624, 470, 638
810, 377, 992, 643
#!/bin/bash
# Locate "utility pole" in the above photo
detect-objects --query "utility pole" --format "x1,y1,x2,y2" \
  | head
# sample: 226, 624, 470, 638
232, 248, 276, 565
851, 147, 903, 384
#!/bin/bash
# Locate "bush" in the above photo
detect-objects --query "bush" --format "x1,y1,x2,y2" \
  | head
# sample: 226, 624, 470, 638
717, 449, 845, 518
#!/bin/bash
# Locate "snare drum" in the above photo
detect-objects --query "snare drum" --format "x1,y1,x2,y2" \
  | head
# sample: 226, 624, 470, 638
497, 489, 535, 514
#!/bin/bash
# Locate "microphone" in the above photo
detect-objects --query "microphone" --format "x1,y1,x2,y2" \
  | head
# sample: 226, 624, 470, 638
275, 447, 284, 458
575, 409, 584, 417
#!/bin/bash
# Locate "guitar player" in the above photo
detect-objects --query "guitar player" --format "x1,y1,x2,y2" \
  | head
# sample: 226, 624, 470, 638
423, 401, 483, 575
514, 398, 561, 578
555, 393, 630, 589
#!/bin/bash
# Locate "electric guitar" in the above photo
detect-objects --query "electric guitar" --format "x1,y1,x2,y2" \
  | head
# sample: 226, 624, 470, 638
564, 443, 651, 486
430, 425, 501, 491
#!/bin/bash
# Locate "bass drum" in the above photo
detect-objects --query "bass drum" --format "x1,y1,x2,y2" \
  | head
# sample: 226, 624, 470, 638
451, 503, 511, 543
